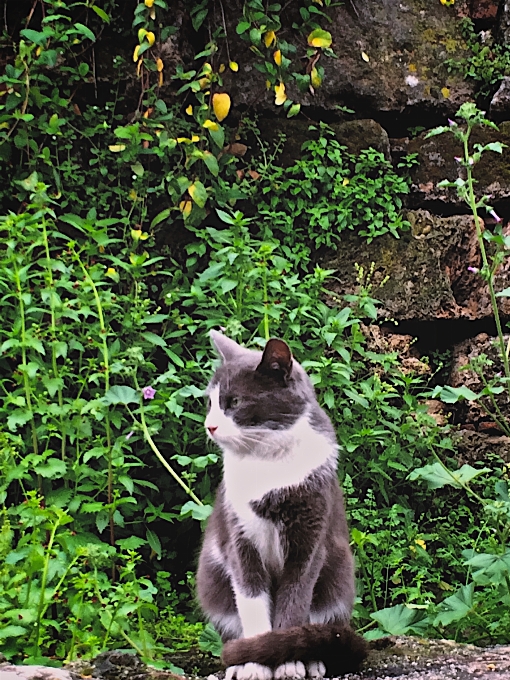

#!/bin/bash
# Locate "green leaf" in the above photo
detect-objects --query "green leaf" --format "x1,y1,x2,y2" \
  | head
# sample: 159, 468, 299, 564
189, 180, 208, 208
409, 462, 490, 490
105, 385, 139, 405
432, 385, 478, 403
207, 125, 225, 150
236, 21, 251, 34
433, 584, 474, 627
91, 6, 110, 22
34, 458, 67, 479
0, 625, 28, 639
180, 501, 213, 521
20, 29, 47, 45
150, 208, 171, 229
141, 331, 167, 347
202, 151, 219, 176
287, 103, 301, 118
198, 623, 223, 657
116, 536, 147, 550
370, 604, 428, 635
146, 528, 162, 559
72, 23, 96, 42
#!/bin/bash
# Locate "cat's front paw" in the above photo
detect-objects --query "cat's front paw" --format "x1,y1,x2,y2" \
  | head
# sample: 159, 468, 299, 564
274, 661, 306, 680
306, 661, 326, 679
226, 664, 273, 680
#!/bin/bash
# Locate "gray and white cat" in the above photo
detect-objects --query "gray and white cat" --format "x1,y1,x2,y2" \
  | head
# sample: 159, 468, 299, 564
196, 331, 367, 680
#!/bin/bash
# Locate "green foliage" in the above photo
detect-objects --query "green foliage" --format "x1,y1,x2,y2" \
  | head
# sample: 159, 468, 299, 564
446, 18, 510, 96
244, 123, 414, 252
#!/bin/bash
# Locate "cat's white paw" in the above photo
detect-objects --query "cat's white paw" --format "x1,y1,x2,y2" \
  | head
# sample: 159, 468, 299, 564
226, 664, 273, 680
274, 661, 306, 680
306, 661, 326, 679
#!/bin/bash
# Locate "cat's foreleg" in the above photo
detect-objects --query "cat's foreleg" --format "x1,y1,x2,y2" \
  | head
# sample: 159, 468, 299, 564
231, 535, 272, 638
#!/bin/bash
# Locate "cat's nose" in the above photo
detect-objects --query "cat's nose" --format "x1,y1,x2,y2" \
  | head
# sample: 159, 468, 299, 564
207, 426, 218, 435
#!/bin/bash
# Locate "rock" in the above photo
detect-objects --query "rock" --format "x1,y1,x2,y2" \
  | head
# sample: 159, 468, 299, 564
407, 122, 510, 210
490, 76, 510, 118
324, 210, 510, 321
453, 429, 510, 462
347, 635, 510, 680
222, 0, 477, 118
449, 332, 510, 430
0, 665, 75, 680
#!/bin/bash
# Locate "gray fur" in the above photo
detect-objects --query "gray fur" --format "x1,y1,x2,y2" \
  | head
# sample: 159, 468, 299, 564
196, 332, 356, 668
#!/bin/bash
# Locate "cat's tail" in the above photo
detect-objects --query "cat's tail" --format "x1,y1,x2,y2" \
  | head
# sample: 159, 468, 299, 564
221, 623, 368, 676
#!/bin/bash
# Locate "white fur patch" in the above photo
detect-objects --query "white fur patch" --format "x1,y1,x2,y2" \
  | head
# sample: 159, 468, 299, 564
226, 664, 273, 680
234, 590, 272, 638
205, 385, 240, 441
307, 661, 326, 679
223, 413, 336, 505
274, 661, 306, 680
310, 600, 351, 624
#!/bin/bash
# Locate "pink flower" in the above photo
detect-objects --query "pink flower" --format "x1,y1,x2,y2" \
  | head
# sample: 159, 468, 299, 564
454, 156, 462, 163
489, 210, 502, 223
448, 119, 456, 126
467, 266, 479, 274
142, 386, 156, 400
126, 430, 134, 440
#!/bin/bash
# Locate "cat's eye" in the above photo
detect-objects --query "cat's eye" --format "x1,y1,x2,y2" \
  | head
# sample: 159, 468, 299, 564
226, 396, 239, 409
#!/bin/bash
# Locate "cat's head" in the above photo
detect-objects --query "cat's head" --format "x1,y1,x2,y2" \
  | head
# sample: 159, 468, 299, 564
204, 330, 316, 457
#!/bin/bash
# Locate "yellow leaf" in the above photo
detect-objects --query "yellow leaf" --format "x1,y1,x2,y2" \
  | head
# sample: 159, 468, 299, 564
146, 31, 155, 47
158, 71, 163, 86
203, 119, 219, 131
310, 66, 321, 88
307, 29, 332, 49
156, 57, 163, 72
313, 0, 323, 4
105, 267, 119, 282
145, 0, 155, 6
185, 104, 193, 115
191, 134, 200, 142
198, 77, 210, 90
129, 189, 137, 200
361, 51, 370, 62
179, 200, 192, 217
342, 178, 349, 186
133, 44, 141, 62
150, 8, 156, 19
109, 144, 126, 152
409, 63, 417, 72
274, 81, 286, 106
138, 28, 147, 43
203, 62, 213, 74
274, 49, 282, 66
212, 92, 231, 122
441, 86, 450, 98
415, 539, 427, 551
219, 63, 226, 73
176, 137, 189, 143
265, 79, 271, 90
131, 229, 142, 241
229, 61, 239, 72
264, 30, 276, 48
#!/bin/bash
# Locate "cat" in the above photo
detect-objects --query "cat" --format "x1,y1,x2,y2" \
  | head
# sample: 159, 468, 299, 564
196, 331, 367, 680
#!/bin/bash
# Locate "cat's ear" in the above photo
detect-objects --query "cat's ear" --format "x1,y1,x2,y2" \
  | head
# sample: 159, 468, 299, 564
257, 338, 293, 382
210, 329, 245, 362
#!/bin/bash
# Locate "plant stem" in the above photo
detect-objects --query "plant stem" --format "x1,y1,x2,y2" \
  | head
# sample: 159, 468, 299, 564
463, 134, 510, 380
13, 262, 38, 457
41, 217, 67, 464
137, 402, 204, 507
71, 248, 115, 550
